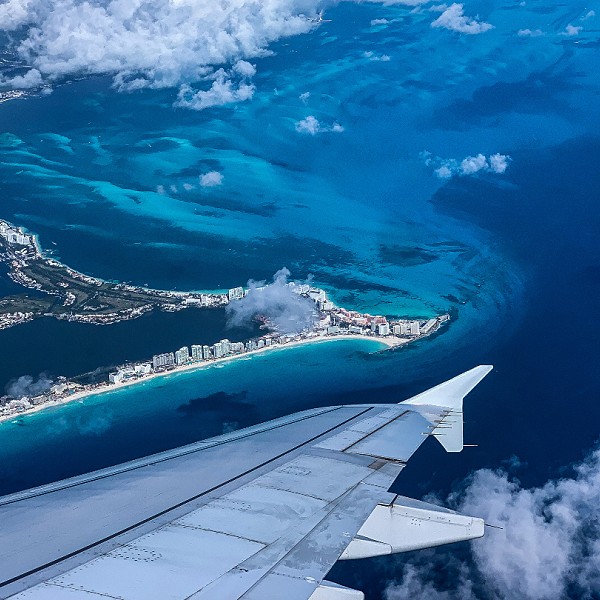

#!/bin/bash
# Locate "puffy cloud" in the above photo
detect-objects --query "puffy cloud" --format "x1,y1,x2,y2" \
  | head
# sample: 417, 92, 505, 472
460, 153, 488, 175
199, 171, 224, 187
488, 153, 509, 174
517, 28, 544, 37
422, 151, 511, 178
295, 115, 344, 135
386, 447, 600, 600
1, 68, 43, 89
6, 374, 53, 398
561, 24, 582, 36
296, 115, 321, 135
435, 164, 454, 179
226, 268, 317, 334
371, 18, 390, 26
363, 50, 391, 61
174, 61, 256, 111
232, 60, 257, 78
0, 0, 319, 94
431, 3, 493, 35
0, 0, 36, 30
0, 0, 426, 102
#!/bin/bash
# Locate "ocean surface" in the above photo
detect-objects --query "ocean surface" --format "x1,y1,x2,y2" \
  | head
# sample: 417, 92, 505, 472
0, 1, 599, 598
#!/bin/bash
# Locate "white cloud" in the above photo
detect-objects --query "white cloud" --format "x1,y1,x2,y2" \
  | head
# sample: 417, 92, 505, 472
295, 115, 344, 135
226, 268, 316, 334
363, 50, 391, 61
386, 447, 600, 600
299, 91, 310, 104
561, 24, 582, 36
517, 28, 544, 37
0, 0, 36, 31
0, 0, 428, 102
370, 18, 390, 26
0, 1, 319, 94
582, 10, 595, 20
431, 3, 493, 34
1, 68, 43, 89
199, 171, 224, 187
489, 153, 509, 174
296, 115, 321, 135
183, 183, 194, 191
435, 164, 454, 179
232, 60, 257, 78
422, 151, 511, 178
460, 153, 488, 175
174, 61, 256, 111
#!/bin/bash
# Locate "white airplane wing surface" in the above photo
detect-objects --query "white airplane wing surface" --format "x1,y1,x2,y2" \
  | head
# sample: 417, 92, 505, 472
0, 365, 492, 600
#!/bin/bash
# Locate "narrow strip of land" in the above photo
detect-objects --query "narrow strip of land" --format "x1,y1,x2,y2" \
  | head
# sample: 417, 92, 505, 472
0, 334, 402, 424
0, 218, 449, 423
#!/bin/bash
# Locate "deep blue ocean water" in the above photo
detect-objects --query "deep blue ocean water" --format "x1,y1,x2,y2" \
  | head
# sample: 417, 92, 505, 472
0, 1, 599, 598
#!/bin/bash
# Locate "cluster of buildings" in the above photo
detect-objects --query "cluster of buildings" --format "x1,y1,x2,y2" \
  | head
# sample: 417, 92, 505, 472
0, 222, 31, 246
102, 299, 449, 387
0, 379, 82, 419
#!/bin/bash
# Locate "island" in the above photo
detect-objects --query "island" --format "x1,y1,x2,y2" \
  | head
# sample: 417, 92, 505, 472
0, 218, 450, 422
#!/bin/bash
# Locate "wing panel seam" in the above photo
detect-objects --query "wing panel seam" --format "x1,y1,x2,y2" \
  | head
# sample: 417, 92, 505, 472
0, 406, 375, 590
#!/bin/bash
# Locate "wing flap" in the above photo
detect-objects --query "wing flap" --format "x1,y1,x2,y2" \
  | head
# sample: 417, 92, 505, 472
309, 581, 365, 600
339, 496, 484, 560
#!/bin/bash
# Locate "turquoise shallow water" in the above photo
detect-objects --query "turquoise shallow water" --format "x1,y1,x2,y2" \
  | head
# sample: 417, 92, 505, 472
0, 1, 599, 597
0, 0, 596, 487
0, 338, 392, 491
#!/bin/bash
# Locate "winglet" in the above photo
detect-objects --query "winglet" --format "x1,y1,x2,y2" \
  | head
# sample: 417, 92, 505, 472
402, 365, 493, 452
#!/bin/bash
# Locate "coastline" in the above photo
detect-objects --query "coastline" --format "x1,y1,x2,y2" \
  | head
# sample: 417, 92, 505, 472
0, 334, 402, 425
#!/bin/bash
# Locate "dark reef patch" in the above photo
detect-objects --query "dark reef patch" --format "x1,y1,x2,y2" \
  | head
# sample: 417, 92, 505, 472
379, 245, 439, 267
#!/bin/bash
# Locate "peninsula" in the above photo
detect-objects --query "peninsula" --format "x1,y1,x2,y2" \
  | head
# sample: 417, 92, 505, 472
0, 311, 448, 423
0, 219, 229, 329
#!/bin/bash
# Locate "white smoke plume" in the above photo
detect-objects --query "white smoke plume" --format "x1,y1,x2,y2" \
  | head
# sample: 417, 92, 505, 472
385, 447, 600, 600
5, 374, 53, 398
226, 268, 317, 334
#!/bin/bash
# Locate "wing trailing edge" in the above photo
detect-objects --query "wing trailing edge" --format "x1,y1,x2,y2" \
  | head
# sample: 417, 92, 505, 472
338, 495, 484, 560
401, 365, 493, 452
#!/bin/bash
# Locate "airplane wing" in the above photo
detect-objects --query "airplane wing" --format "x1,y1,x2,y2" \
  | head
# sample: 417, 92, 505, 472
0, 365, 492, 600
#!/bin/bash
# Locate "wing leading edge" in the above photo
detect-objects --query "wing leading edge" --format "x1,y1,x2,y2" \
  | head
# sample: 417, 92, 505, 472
1, 366, 493, 600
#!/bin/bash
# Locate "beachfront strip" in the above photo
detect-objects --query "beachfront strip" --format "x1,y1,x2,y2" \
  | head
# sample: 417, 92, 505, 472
0, 297, 450, 420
